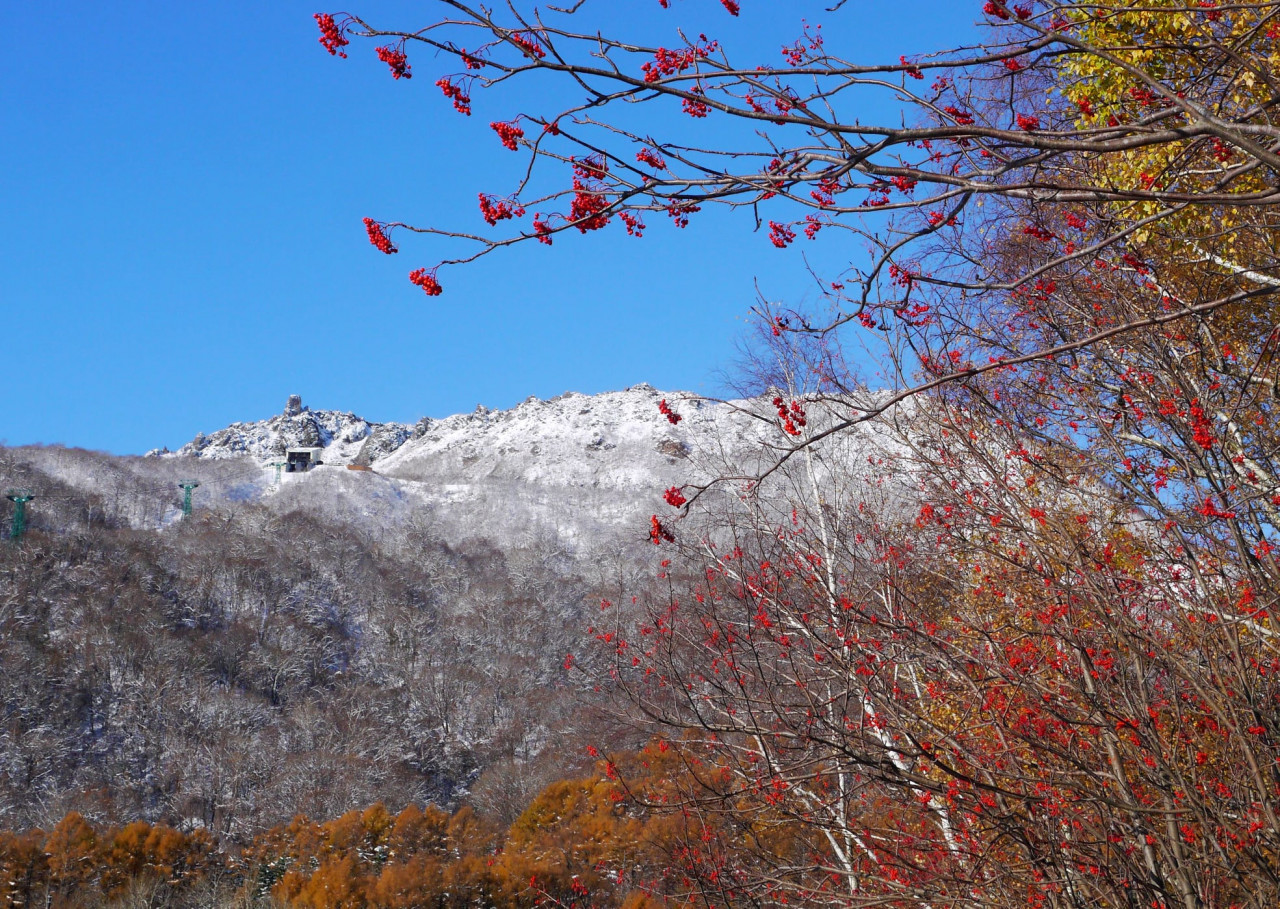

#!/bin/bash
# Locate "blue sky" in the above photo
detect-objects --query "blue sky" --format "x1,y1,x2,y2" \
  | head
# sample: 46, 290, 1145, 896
2, 1, 981, 454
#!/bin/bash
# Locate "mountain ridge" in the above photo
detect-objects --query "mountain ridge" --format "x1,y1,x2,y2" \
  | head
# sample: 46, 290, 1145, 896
121, 385, 904, 550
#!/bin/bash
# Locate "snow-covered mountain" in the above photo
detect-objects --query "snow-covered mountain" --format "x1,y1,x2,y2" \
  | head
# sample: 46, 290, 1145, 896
132, 385, 908, 550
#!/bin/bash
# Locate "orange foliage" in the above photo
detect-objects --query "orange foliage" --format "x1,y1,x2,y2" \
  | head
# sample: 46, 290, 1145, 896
0, 813, 219, 909
0, 829, 46, 909
0, 753, 692, 909
44, 812, 99, 899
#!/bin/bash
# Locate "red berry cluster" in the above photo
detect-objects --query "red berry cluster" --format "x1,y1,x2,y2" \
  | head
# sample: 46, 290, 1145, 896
636, 148, 667, 170
436, 77, 471, 115
781, 24, 827, 68
983, 1, 1031, 19
510, 32, 547, 59
943, 106, 975, 125
376, 45, 412, 79
1189, 399, 1216, 449
532, 216, 554, 245
479, 194, 526, 226
1004, 57, 1024, 72
898, 301, 932, 325
569, 191, 609, 232
460, 49, 486, 69
650, 515, 675, 545
362, 218, 397, 255
642, 40, 718, 84
759, 157, 788, 200
773, 396, 807, 436
663, 486, 687, 508
573, 158, 608, 180
683, 87, 710, 118
769, 221, 796, 248
1196, 495, 1236, 519
408, 268, 443, 296
1023, 224, 1055, 242
891, 175, 917, 194
771, 92, 800, 118
569, 157, 612, 232
620, 212, 645, 237
803, 215, 823, 240
666, 202, 700, 228
1120, 252, 1150, 275
658, 399, 682, 425
1016, 113, 1041, 131
899, 56, 924, 79
721, 1, 740, 14
314, 13, 349, 58
490, 121, 525, 151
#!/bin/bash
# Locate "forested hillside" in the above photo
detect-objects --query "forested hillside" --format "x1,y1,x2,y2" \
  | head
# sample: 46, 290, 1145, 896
0, 446, 636, 841
0, 390, 900, 845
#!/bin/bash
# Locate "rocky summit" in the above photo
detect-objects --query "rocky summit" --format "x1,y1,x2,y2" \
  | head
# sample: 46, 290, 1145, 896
150, 396, 415, 467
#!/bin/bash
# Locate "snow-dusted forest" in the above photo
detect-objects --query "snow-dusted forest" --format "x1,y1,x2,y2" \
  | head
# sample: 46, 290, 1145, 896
0, 389, 901, 841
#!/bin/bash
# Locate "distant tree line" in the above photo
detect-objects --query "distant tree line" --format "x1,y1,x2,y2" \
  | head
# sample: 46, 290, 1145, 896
0, 743, 699, 909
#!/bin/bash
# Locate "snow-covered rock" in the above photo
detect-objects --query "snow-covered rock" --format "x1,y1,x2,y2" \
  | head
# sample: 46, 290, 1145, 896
149, 396, 414, 467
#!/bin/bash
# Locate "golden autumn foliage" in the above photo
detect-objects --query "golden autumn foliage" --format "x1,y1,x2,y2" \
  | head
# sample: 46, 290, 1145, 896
0, 752, 702, 909
1055, 1, 1280, 350
261, 755, 697, 909
0, 813, 216, 908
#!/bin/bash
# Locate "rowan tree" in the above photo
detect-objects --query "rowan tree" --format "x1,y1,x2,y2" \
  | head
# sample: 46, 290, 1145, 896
321, 3, 1280, 907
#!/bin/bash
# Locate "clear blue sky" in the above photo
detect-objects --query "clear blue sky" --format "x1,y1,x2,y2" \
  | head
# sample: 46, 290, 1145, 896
2, 1, 981, 454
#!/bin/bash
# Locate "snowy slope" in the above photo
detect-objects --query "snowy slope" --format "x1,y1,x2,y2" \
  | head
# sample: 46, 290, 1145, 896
365, 385, 762, 547
365, 384, 912, 549
377, 385, 760, 488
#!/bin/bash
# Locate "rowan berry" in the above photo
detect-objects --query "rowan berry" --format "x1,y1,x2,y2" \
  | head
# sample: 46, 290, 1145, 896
376, 44, 412, 79
362, 218, 397, 254
408, 268, 443, 296
491, 121, 525, 151
315, 13, 349, 57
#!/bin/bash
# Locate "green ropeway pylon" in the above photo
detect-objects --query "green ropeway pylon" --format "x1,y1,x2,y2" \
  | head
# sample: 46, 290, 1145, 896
6, 489, 34, 541
178, 480, 200, 518
268, 461, 286, 487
